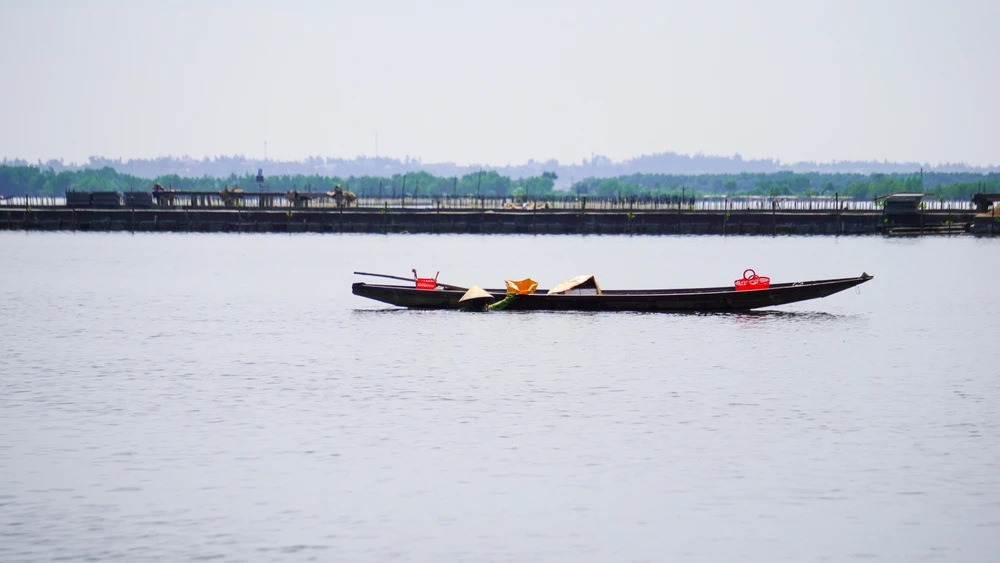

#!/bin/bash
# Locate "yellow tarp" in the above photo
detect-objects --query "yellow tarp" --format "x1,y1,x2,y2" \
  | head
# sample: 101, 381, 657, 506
505, 278, 538, 295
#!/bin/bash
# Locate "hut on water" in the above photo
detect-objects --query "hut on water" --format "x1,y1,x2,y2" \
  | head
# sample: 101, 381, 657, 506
876, 192, 925, 215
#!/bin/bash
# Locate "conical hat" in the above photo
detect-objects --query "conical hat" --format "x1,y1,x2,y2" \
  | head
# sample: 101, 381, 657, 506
459, 285, 495, 303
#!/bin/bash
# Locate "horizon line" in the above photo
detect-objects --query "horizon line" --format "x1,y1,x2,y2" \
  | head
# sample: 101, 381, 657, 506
3, 151, 998, 170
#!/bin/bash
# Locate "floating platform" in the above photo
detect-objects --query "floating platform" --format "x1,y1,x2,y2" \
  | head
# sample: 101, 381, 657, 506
0, 206, 978, 235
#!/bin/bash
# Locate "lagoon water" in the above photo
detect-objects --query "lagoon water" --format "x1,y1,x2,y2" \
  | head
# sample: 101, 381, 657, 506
1, 232, 998, 562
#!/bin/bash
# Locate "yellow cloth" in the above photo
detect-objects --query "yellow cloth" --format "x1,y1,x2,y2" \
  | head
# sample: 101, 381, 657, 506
504, 278, 538, 295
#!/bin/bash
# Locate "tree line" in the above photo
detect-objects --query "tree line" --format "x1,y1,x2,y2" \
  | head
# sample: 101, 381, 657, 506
0, 166, 561, 199
6, 152, 997, 188
1, 165, 996, 201
569, 171, 998, 200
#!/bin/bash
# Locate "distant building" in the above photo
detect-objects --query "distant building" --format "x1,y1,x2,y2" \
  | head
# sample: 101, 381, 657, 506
876, 192, 925, 215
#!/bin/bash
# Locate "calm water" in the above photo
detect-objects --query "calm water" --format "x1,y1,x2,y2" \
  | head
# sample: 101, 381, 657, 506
1, 233, 998, 562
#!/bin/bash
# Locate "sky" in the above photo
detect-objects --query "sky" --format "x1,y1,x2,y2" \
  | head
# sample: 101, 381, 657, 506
1, 0, 997, 167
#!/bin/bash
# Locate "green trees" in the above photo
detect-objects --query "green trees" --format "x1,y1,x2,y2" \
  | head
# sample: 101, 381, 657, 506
514, 173, 556, 198
0, 166, 45, 195
452, 171, 509, 197
0, 166, 149, 196
2, 164, 997, 201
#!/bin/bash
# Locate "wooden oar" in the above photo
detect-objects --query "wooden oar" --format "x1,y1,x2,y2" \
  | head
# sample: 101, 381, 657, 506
353, 271, 468, 291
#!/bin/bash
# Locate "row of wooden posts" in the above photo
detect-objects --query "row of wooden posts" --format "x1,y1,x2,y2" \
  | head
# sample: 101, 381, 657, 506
0, 194, 979, 211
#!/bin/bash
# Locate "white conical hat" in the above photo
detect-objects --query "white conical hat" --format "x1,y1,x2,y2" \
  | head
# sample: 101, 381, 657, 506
459, 285, 495, 303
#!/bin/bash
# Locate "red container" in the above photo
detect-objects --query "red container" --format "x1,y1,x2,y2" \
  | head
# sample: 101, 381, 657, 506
734, 269, 770, 291
414, 270, 440, 290
415, 278, 437, 290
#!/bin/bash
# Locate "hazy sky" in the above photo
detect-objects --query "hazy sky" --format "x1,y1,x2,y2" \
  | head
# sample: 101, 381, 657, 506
1, 0, 997, 166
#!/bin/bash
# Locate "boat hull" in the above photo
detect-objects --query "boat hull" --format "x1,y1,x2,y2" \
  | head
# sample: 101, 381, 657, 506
352, 274, 873, 312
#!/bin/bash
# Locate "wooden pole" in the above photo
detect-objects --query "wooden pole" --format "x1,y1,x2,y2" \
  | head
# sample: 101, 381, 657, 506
353, 271, 467, 291
476, 169, 482, 206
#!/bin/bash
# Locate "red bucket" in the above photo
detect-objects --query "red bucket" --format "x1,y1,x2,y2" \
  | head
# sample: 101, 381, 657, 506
734, 269, 770, 291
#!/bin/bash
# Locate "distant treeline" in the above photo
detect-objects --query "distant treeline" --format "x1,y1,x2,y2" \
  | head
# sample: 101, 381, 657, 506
5, 152, 998, 188
1, 165, 997, 201
0, 165, 558, 199
571, 171, 1000, 200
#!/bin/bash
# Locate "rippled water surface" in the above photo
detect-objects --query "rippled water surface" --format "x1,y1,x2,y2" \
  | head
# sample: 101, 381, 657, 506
1, 233, 998, 562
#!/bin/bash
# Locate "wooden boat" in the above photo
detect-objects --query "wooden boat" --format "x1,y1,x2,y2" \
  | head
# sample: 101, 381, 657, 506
352, 273, 874, 312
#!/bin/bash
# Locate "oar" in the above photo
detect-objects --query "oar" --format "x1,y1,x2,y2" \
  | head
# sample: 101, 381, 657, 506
353, 271, 468, 291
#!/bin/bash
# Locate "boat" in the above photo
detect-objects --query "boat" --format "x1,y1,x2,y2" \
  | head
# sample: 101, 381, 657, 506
352, 272, 874, 312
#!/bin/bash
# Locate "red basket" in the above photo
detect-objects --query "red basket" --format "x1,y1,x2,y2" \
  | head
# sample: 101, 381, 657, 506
734, 269, 770, 291
414, 270, 440, 290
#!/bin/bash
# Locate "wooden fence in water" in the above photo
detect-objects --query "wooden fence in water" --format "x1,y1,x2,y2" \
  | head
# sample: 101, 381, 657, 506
0, 194, 979, 212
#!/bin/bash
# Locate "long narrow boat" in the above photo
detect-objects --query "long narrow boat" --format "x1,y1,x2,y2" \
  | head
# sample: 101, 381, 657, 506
352, 273, 873, 312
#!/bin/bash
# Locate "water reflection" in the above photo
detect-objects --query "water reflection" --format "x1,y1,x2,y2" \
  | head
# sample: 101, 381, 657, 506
724, 309, 864, 327
352, 307, 858, 322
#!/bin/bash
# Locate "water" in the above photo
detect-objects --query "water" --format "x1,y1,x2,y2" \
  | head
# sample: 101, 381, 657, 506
1, 232, 998, 562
